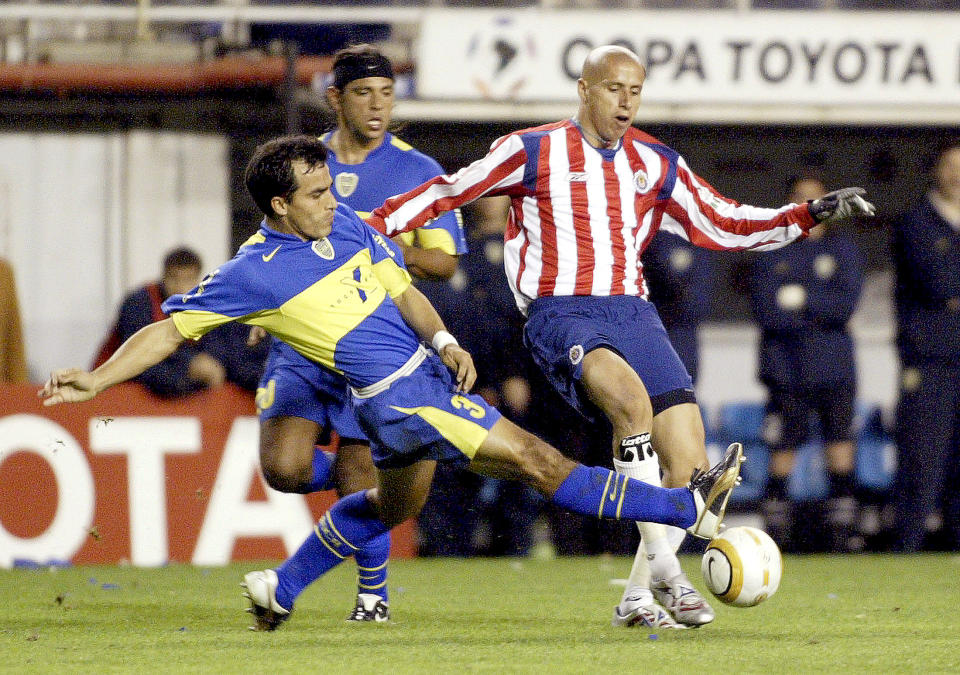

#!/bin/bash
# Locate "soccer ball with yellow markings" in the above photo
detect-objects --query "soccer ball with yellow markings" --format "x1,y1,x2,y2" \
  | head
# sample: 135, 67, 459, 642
701, 526, 782, 607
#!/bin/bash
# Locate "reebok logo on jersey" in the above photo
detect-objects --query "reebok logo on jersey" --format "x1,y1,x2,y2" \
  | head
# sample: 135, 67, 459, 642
261, 245, 281, 262
568, 172, 589, 182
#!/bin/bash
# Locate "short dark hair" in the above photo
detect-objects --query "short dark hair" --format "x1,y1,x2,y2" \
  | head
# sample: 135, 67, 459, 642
331, 44, 393, 90
244, 135, 328, 217
163, 247, 201, 272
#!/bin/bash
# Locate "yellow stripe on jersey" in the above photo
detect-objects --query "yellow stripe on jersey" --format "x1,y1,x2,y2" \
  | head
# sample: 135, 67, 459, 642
238, 231, 267, 249
389, 405, 490, 458
170, 249, 403, 373
372, 257, 411, 298
389, 136, 413, 151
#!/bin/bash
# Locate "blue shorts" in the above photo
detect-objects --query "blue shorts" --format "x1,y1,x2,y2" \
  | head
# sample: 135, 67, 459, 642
352, 352, 502, 470
256, 340, 367, 442
523, 295, 695, 421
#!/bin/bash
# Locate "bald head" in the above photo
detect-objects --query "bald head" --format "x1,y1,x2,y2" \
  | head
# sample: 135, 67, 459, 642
580, 45, 645, 85
576, 46, 646, 148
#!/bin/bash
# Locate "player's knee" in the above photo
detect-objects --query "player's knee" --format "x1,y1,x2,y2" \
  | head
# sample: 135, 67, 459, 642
260, 446, 313, 494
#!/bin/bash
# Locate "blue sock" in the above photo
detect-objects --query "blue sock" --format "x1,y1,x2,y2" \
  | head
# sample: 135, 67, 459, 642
307, 449, 336, 492
355, 533, 390, 602
275, 490, 388, 610
551, 464, 696, 529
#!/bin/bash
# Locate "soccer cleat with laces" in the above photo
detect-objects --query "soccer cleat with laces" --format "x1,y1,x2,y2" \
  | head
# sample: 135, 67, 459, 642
687, 442, 745, 540
612, 592, 686, 629
652, 573, 715, 627
347, 593, 390, 622
241, 569, 290, 631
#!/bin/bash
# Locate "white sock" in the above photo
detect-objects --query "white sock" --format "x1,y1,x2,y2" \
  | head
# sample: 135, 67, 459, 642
614, 447, 683, 592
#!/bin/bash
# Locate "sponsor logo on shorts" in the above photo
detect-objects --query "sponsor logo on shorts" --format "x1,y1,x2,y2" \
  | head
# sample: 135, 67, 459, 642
568, 344, 584, 365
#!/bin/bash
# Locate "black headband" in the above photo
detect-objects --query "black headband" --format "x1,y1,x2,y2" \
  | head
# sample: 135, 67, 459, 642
332, 53, 394, 89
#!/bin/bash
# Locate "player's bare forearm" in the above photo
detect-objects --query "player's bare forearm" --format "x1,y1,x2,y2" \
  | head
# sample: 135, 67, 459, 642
397, 243, 458, 281
393, 284, 446, 343
39, 318, 185, 406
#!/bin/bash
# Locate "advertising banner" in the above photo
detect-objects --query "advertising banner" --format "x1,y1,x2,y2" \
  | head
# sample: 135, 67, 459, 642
0, 383, 415, 567
417, 10, 960, 106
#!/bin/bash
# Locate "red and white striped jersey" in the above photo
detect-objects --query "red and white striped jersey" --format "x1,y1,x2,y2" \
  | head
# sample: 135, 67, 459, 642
368, 119, 815, 315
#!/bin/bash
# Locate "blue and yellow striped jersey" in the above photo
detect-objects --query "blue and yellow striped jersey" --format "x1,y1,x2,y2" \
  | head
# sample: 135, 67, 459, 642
321, 131, 467, 256
162, 204, 420, 388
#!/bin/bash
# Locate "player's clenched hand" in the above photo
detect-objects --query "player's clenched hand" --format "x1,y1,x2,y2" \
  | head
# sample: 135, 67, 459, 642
808, 187, 876, 224
439, 344, 477, 393
38, 368, 98, 406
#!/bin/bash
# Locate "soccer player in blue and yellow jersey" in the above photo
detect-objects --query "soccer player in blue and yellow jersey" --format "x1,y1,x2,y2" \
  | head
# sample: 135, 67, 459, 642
40, 135, 744, 631
253, 45, 467, 621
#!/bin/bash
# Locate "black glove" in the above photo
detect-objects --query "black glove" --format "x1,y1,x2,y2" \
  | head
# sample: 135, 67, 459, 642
808, 187, 876, 223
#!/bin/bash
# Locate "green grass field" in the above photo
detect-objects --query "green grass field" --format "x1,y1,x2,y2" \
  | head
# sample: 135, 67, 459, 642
2, 555, 958, 673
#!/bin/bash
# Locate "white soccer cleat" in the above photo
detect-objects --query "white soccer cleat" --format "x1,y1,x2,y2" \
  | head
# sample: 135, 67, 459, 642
241, 569, 290, 631
612, 591, 686, 629
652, 573, 715, 627
687, 442, 745, 540
346, 593, 390, 623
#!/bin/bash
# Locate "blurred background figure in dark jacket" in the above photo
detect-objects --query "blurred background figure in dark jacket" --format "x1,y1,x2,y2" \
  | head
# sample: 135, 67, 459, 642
751, 175, 864, 552
892, 141, 960, 552
94, 246, 267, 397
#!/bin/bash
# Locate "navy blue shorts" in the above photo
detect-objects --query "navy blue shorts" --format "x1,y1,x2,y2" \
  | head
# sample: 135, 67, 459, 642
256, 340, 367, 442
523, 295, 695, 421
352, 353, 502, 470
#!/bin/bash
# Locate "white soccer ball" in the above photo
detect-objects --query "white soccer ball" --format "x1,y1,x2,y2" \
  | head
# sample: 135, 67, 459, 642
701, 526, 782, 607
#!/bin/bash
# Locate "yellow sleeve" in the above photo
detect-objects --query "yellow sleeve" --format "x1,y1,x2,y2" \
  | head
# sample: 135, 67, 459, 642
372, 258, 412, 299
170, 310, 234, 341
414, 227, 457, 255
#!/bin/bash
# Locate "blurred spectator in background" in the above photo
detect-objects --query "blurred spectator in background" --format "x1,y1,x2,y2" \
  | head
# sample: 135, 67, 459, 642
750, 175, 864, 553
892, 141, 960, 552
0, 257, 28, 383
93, 246, 267, 397
641, 233, 715, 384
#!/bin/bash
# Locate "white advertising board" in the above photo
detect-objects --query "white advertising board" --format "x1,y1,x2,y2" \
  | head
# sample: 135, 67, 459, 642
417, 10, 960, 107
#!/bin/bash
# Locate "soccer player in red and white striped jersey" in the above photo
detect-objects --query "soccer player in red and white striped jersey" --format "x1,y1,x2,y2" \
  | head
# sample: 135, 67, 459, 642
368, 45, 873, 629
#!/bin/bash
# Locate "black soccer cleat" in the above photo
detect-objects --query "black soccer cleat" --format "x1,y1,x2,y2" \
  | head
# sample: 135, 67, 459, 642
346, 593, 390, 623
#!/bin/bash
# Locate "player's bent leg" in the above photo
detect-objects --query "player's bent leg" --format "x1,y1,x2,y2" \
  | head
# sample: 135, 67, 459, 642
259, 415, 325, 493
334, 438, 378, 496
650, 402, 710, 488
580, 348, 654, 438
334, 439, 392, 620
368, 460, 438, 528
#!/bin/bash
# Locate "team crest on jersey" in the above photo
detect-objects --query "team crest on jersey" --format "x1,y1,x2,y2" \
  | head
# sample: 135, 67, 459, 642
312, 238, 335, 260
568, 344, 584, 366
335, 172, 359, 198
633, 169, 651, 194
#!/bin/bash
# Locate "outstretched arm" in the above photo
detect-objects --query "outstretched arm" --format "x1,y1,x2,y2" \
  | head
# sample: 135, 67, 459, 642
392, 284, 476, 393
39, 318, 186, 406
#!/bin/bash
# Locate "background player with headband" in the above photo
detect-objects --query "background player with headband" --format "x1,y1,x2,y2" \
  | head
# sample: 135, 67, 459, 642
252, 45, 466, 622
